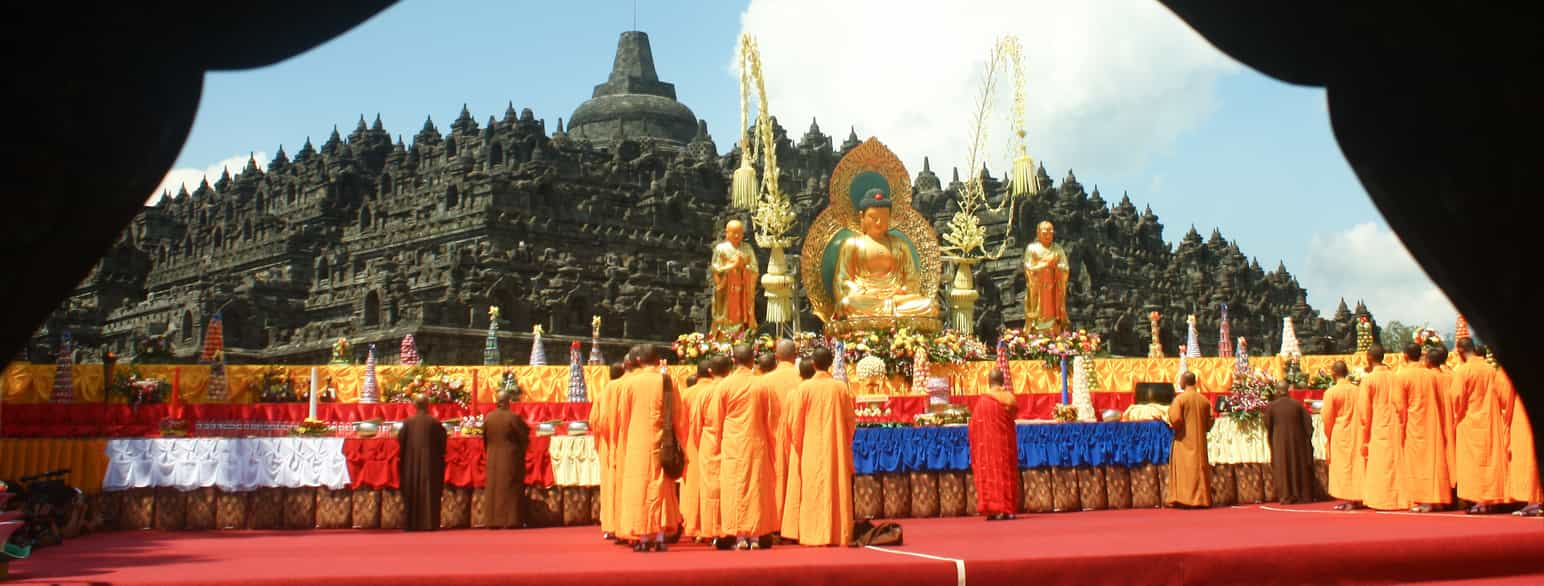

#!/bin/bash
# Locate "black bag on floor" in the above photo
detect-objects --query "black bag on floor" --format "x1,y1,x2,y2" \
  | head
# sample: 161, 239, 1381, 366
849, 519, 903, 547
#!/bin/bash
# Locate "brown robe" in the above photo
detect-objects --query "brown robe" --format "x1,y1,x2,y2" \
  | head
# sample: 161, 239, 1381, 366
398, 411, 447, 531
1167, 389, 1215, 507
481, 407, 530, 528
1265, 396, 1318, 504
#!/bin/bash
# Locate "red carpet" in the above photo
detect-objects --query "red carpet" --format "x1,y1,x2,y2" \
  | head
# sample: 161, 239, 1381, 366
9, 504, 1544, 585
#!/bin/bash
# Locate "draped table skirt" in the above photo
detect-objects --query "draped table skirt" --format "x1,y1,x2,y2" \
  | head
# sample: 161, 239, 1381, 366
102, 438, 351, 492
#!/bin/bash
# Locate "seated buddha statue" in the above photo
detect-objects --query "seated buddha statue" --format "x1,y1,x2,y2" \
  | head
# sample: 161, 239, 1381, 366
834, 189, 938, 320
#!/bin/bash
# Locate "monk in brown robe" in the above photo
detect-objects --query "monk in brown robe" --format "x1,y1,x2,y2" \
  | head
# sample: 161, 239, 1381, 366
754, 340, 800, 542
1452, 339, 1506, 513
481, 391, 530, 528
1265, 380, 1318, 504
679, 361, 715, 540
787, 347, 856, 546
718, 344, 779, 549
1320, 361, 1363, 509
970, 368, 1020, 520
1495, 367, 1543, 516
397, 394, 447, 531
1167, 372, 1214, 508
1394, 347, 1453, 513
1359, 345, 1405, 511
592, 360, 630, 540
614, 345, 687, 552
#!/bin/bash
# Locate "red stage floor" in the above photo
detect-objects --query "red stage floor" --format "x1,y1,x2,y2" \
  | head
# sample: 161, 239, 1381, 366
9, 504, 1544, 585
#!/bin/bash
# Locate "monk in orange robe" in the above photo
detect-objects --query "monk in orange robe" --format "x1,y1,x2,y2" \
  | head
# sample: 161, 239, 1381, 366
678, 361, 716, 540
1430, 346, 1457, 493
1320, 360, 1363, 509
694, 356, 733, 547
591, 361, 630, 540
1495, 367, 1543, 516
1359, 345, 1405, 511
785, 347, 856, 546
614, 345, 688, 552
1167, 372, 1214, 508
753, 340, 801, 542
1393, 347, 1452, 512
718, 344, 779, 549
1452, 339, 1507, 513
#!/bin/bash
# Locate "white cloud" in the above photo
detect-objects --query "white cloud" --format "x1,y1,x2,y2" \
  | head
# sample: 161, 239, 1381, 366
737, 0, 1242, 180
147, 152, 269, 205
1301, 222, 1459, 332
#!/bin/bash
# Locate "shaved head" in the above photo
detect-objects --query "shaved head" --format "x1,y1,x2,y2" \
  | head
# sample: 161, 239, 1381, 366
733, 343, 755, 366
775, 339, 798, 361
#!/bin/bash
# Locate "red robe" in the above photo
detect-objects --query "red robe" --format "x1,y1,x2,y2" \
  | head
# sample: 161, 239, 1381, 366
969, 389, 1020, 516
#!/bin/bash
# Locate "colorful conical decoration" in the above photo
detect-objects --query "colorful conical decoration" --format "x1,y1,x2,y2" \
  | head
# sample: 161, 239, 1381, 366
1185, 314, 1201, 358
566, 340, 587, 402
529, 325, 547, 366
399, 334, 421, 366
1355, 317, 1374, 353
1218, 304, 1233, 358
1071, 356, 1095, 421
1455, 314, 1471, 341
361, 344, 379, 403
51, 331, 74, 403
483, 306, 501, 365
1175, 350, 1189, 392
1279, 317, 1301, 357
995, 340, 1012, 388
832, 341, 848, 383
200, 314, 228, 401
588, 315, 604, 364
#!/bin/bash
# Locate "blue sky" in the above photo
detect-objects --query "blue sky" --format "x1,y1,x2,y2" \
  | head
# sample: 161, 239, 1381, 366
157, 0, 1459, 333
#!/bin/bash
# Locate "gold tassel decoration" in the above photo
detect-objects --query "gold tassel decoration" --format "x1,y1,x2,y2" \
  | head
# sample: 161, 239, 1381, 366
731, 155, 758, 210
1009, 142, 1037, 197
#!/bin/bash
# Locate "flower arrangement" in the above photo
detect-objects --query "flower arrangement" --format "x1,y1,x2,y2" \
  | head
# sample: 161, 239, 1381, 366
458, 415, 485, 437
294, 417, 330, 436
1053, 404, 1080, 423
107, 367, 170, 407
383, 365, 470, 408
1308, 370, 1335, 390
855, 355, 888, 381
998, 329, 1102, 368
252, 366, 296, 403
1413, 327, 1445, 351
1223, 368, 1276, 422
672, 330, 746, 366
1281, 355, 1308, 389
836, 328, 984, 377
159, 417, 191, 437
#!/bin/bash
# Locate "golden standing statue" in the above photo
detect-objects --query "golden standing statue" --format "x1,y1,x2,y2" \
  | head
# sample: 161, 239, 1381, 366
835, 189, 938, 320
711, 219, 758, 332
1022, 220, 1069, 334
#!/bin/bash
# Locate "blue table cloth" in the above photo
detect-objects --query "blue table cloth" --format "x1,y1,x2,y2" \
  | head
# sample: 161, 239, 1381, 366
852, 421, 1171, 475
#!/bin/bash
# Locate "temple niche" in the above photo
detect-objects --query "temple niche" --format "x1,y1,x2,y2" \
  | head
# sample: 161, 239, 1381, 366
28, 31, 1373, 364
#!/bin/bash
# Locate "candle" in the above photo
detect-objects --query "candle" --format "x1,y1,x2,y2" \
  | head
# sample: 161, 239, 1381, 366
171, 367, 182, 417
309, 367, 319, 420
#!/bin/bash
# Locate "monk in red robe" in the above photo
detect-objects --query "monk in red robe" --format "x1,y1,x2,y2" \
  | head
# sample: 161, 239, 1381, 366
718, 344, 779, 550
1394, 347, 1452, 512
1359, 345, 1405, 511
1495, 367, 1543, 517
787, 347, 857, 546
614, 345, 688, 552
1320, 360, 1363, 509
970, 367, 1020, 520
1452, 339, 1506, 513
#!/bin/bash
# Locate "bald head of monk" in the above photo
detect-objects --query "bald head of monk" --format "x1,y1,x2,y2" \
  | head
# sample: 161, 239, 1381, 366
1332, 360, 1349, 381
757, 353, 777, 373
1274, 379, 1291, 399
1180, 371, 1197, 390
775, 339, 798, 362
988, 367, 1006, 390
638, 344, 661, 366
733, 343, 755, 368
1425, 347, 1447, 368
711, 355, 733, 377
1404, 343, 1423, 363
495, 391, 512, 409
1456, 337, 1477, 360
412, 393, 430, 413
1367, 344, 1385, 367
610, 362, 626, 380
812, 346, 834, 371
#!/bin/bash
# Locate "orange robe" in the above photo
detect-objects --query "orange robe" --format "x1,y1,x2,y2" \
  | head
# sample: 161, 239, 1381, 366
718, 367, 778, 537
753, 361, 800, 538
614, 369, 688, 540
1167, 390, 1214, 507
695, 375, 728, 538
590, 376, 626, 534
1454, 360, 1507, 504
1436, 368, 1457, 487
1496, 369, 1543, 503
1393, 367, 1451, 505
1359, 366, 1405, 510
678, 378, 713, 538
1320, 380, 1361, 501
788, 371, 856, 546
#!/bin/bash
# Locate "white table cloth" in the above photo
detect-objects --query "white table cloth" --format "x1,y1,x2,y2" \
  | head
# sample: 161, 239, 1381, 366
103, 437, 351, 492
548, 435, 599, 487
1207, 415, 1328, 464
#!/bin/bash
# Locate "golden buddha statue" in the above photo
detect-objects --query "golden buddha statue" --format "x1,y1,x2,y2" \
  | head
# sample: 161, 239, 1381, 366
710, 219, 758, 332
834, 189, 938, 320
1022, 220, 1069, 334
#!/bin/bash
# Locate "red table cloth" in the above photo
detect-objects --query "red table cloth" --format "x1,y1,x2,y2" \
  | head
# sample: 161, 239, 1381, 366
342, 435, 554, 489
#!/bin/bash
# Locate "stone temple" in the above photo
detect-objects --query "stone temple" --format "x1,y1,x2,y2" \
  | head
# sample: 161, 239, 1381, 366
27, 31, 1377, 365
